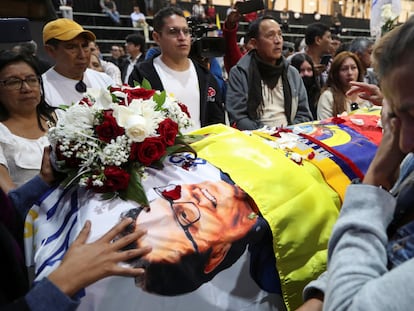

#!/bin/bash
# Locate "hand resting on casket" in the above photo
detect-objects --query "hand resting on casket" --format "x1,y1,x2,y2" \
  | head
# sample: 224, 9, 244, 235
47, 217, 151, 297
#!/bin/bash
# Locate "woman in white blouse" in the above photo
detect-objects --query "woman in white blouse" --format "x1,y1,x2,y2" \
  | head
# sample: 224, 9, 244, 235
317, 51, 370, 120
0, 50, 60, 193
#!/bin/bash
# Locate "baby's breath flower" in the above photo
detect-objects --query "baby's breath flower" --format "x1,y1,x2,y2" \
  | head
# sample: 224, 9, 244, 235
48, 85, 194, 207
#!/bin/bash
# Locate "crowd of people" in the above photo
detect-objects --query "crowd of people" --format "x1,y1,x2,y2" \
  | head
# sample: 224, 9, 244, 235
2, 0, 414, 310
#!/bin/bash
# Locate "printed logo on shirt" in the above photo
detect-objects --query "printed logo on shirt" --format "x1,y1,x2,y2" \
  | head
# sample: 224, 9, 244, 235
207, 86, 216, 102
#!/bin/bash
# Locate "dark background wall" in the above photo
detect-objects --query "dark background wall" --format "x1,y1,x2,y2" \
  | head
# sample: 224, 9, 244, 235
0, 0, 370, 60
0, 0, 56, 58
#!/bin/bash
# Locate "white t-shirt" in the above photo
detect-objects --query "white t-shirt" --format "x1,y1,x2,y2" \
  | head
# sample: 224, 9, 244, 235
153, 56, 201, 132
130, 11, 146, 25
124, 54, 142, 84
42, 68, 114, 107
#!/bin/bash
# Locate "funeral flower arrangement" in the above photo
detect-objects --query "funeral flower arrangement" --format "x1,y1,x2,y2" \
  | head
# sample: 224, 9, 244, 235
381, 3, 398, 35
48, 81, 197, 208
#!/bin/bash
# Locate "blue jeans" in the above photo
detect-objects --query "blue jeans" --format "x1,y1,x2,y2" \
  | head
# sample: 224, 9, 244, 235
104, 9, 120, 24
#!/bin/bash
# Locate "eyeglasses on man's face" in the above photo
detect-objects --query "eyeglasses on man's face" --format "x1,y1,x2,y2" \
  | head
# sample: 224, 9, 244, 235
0, 75, 40, 90
154, 184, 200, 253
162, 27, 192, 37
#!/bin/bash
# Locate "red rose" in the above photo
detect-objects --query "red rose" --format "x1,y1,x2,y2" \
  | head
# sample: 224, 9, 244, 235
109, 86, 122, 93
89, 166, 130, 193
178, 102, 191, 118
157, 118, 178, 146
130, 137, 166, 166
79, 97, 94, 107
95, 110, 125, 143
125, 88, 156, 101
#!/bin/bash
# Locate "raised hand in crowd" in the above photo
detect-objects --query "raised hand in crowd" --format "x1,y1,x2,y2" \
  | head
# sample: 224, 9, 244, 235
346, 81, 383, 106
225, 7, 242, 29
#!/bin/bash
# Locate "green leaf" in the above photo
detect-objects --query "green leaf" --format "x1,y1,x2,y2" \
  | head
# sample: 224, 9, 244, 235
58, 104, 70, 111
119, 163, 149, 208
177, 134, 204, 144
153, 91, 166, 108
150, 159, 164, 170
111, 92, 119, 103
166, 137, 198, 159
102, 192, 117, 200
166, 144, 191, 155
141, 78, 152, 90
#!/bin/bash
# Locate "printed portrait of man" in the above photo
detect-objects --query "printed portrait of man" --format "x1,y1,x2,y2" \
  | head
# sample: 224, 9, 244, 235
27, 153, 275, 299
119, 177, 267, 295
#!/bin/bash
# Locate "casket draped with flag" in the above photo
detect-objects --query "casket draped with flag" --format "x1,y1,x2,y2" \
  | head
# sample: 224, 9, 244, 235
25, 108, 382, 311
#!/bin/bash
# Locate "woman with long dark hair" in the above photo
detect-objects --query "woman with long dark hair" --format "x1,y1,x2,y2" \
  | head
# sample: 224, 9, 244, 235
0, 50, 58, 193
316, 51, 368, 120
290, 53, 320, 119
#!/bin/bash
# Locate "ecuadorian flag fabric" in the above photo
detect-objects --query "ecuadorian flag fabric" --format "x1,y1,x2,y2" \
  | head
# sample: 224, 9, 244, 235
190, 112, 381, 310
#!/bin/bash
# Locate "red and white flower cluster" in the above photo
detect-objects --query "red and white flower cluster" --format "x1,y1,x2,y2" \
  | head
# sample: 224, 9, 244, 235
48, 84, 194, 207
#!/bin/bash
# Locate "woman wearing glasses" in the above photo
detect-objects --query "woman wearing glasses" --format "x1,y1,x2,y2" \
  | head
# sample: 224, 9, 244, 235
0, 50, 61, 193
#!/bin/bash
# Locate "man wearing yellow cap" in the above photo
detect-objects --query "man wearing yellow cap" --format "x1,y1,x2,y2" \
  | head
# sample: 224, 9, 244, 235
42, 18, 114, 107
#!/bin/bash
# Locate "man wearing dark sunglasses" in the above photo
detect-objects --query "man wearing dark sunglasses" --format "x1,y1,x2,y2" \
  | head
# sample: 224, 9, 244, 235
41, 18, 114, 108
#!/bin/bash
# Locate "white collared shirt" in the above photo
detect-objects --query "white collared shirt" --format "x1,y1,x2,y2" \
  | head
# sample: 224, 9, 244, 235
124, 53, 142, 84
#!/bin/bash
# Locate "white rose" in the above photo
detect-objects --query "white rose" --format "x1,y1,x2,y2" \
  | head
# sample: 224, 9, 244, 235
129, 99, 163, 134
125, 115, 150, 142
113, 106, 150, 142
381, 4, 393, 20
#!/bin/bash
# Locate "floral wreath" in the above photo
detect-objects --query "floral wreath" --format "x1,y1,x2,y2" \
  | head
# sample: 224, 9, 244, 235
48, 80, 200, 208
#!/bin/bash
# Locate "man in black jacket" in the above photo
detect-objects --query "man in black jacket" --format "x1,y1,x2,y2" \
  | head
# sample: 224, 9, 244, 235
120, 33, 146, 84
128, 7, 225, 132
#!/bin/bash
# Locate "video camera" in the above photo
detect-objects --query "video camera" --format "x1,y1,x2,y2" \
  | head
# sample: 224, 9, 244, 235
187, 17, 225, 59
